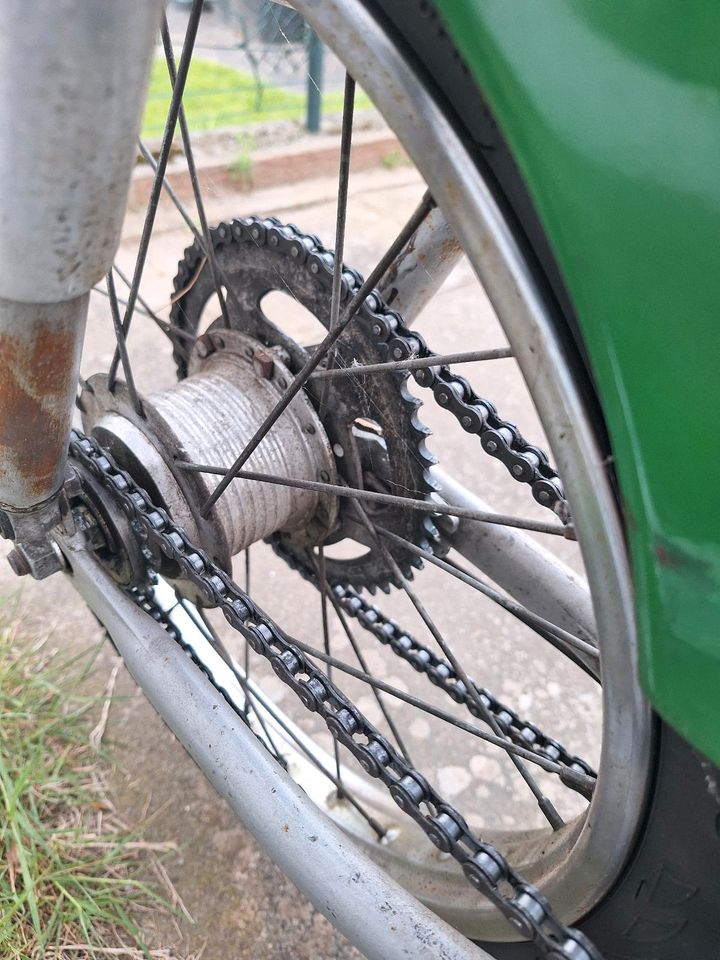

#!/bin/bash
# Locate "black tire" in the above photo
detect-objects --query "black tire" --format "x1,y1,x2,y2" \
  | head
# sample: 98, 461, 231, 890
365, 2, 720, 955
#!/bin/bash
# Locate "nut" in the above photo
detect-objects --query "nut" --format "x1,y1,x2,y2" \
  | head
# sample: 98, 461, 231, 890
7, 547, 30, 577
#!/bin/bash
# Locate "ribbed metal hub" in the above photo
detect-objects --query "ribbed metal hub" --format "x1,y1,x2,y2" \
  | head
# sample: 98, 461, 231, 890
80, 328, 336, 569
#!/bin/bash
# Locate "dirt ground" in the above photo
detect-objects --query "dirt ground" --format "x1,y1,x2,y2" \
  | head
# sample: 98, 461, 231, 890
1, 162, 600, 958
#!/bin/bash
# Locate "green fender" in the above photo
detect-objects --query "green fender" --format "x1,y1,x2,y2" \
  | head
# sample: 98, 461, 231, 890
434, 0, 720, 763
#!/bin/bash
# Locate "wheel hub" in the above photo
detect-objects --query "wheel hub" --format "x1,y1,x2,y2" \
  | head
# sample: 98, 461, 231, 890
79, 324, 337, 575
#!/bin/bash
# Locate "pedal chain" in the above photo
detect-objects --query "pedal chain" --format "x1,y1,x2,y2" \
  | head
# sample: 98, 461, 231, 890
69, 429, 599, 959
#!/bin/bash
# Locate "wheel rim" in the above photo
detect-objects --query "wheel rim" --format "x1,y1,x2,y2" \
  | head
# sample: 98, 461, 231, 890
79, 0, 653, 945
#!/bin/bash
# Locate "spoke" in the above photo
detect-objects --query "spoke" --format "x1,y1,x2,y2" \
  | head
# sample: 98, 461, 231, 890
199, 191, 436, 517
355, 502, 564, 829
191, 603, 285, 761
244, 547, 251, 695
310, 347, 513, 380
105, 272, 143, 417
185, 593, 385, 837
237, 673, 386, 840
287, 635, 593, 793
319, 73, 355, 415
176, 461, 573, 537
110, 265, 197, 348
316, 547, 343, 790
309, 554, 413, 765
107, 0, 203, 389
376, 525, 599, 666
160, 16, 230, 329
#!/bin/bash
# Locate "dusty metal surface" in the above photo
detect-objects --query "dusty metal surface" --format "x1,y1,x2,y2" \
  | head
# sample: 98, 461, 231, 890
380, 205, 463, 323
0, 295, 88, 509
0, 0, 163, 303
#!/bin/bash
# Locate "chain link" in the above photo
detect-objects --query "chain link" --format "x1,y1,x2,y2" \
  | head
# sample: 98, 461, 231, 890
68, 429, 599, 959
333, 583, 595, 795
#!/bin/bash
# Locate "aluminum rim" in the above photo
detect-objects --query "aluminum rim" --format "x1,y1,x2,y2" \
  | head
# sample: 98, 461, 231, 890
256, 0, 652, 940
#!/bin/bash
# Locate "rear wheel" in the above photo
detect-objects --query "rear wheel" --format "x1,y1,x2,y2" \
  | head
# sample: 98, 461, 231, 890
62, 0, 720, 956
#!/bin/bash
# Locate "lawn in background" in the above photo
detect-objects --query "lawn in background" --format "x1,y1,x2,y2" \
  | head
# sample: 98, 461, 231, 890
142, 56, 370, 138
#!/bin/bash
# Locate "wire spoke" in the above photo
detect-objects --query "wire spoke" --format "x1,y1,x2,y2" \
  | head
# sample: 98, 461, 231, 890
354, 502, 564, 829
176, 460, 573, 537
310, 347, 513, 380
286, 634, 592, 794
308, 553, 413, 765
105, 272, 143, 417
199, 191, 436, 517
377, 525, 599, 667
319, 73, 355, 417
107, 0, 203, 389
236, 673, 386, 840
244, 547, 251, 699
186, 597, 385, 836
160, 15, 230, 329
316, 547, 344, 790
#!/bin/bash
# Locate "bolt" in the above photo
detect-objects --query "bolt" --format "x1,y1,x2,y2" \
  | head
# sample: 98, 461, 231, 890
253, 349, 275, 379
310, 262, 319, 274
512, 464, 523, 477
7, 547, 30, 577
461, 416, 472, 429
538, 490, 551, 503
195, 334, 214, 359
251, 227, 260, 240
485, 440, 498, 453
392, 346, 404, 360
290, 245, 299, 258
333, 443, 344, 458
269, 234, 279, 246
372, 323, 383, 337
437, 392, 449, 405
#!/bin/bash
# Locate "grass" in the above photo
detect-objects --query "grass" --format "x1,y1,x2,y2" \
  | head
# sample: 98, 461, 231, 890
0, 619, 183, 959
141, 57, 371, 139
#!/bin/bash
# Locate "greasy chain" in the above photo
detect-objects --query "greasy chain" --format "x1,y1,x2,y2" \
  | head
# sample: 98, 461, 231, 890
69, 429, 599, 959
172, 215, 571, 524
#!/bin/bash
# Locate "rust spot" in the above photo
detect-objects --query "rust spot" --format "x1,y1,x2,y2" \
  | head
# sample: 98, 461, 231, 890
0, 315, 79, 502
653, 543, 684, 569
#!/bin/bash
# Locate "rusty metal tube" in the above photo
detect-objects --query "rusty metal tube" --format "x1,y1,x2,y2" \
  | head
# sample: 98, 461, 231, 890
0, 296, 87, 509
0, 1, 162, 512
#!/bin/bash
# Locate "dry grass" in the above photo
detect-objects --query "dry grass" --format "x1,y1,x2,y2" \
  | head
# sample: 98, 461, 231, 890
0, 615, 194, 959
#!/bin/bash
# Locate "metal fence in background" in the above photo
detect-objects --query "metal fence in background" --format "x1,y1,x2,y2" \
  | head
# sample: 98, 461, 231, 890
145, 1, 344, 139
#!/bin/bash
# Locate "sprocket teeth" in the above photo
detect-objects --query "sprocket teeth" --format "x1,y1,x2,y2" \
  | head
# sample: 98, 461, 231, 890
170, 216, 438, 595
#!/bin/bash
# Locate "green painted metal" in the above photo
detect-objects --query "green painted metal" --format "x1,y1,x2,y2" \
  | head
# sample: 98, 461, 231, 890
434, 0, 720, 763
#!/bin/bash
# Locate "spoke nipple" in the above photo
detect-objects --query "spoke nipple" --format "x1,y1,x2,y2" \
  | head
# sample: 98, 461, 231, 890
253, 350, 275, 380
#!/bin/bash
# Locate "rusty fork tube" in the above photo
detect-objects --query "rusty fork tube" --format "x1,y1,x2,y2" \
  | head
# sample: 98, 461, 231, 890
0, 0, 163, 517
